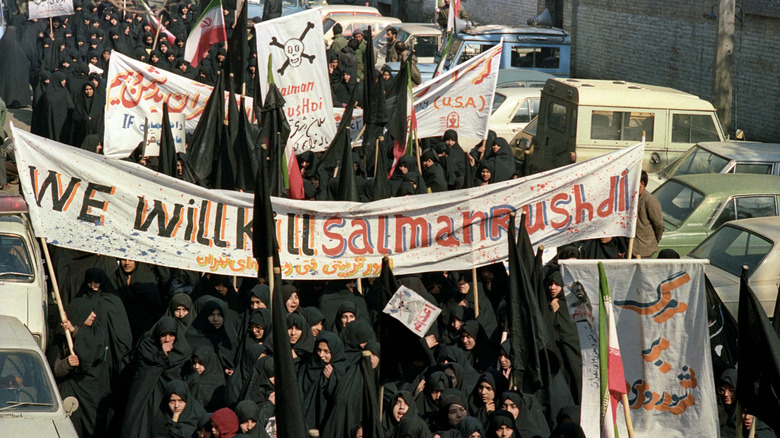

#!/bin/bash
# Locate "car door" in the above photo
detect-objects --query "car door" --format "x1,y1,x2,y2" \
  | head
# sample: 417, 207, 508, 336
507, 98, 540, 137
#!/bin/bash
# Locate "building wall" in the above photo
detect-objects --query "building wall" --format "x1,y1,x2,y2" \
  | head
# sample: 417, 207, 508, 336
566, 0, 780, 142
466, 0, 541, 26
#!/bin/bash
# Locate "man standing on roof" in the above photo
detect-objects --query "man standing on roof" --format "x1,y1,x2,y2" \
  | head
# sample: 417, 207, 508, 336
437, 0, 469, 30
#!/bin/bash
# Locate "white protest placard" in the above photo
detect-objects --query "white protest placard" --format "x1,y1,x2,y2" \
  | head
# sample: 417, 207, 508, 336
104, 51, 253, 158
382, 285, 442, 337
560, 260, 718, 438
13, 128, 643, 279
141, 111, 187, 157
255, 9, 336, 154
28, 0, 74, 19
413, 42, 501, 140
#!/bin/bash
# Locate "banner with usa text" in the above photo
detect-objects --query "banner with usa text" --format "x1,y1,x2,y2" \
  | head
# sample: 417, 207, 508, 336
13, 128, 643, 279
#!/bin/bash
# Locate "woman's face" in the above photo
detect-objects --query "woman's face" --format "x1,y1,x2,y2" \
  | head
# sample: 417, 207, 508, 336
249, 322, 265, 340
84, 84, 94, 97
83, 311, 97, 327
311, 321, 323, 337
548, 283, 562, 298
174, 305, 189, 319
478, 381, 494, 404
447, 403, 467, 426
215, 283, 228, 296
340, 311, 356, 327
499, 353, 511, 370
495, 425, 513, 438
501, 398, 520, 419
168, 393, 186, 414
392, 397, 409, 422
285, 292, 299, 313
481, 167, 492, 181
383, 71, 391, 80
249, 295, 266, 310
192, 357, 205, 375
461, 332, 476, 350
288, 325, 302, 345
208, 309, 224, 329
316, 341, 331, 363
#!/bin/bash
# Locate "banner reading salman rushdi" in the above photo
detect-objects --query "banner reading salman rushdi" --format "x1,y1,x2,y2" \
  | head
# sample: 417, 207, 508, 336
560, 260, 718, 438
13, 128, 643, 279
104, 51, 254, 158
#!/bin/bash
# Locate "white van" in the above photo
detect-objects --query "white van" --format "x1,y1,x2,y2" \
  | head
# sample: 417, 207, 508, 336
0, 316, 78, 437
535, 78, 726, 172
0, 194, 48, 351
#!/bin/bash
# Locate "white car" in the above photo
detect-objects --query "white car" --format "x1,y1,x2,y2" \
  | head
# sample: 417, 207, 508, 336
489, 87, 541, 142
0, 316, 78, 437
687, 216, 780, 316
311, 4, 382, 22
373, 23, 442, 64
0, 194, 48, 351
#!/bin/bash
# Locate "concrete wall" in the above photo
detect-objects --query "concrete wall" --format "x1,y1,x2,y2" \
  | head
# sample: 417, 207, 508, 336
565, 0, 780, 142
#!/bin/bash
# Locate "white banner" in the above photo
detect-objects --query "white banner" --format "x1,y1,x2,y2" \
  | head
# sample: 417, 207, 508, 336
413, 42, 501, 140
560, 260, 718, 438
383, 285, 441, 337
104, 51, 253, 158
255, 9, 336, 154
13, 128, 644, 279
28, 0, 73, 19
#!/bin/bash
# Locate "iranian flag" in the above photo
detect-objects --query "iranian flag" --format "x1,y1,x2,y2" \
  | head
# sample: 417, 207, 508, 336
598, 262, 628, 438
184, 0, 227, 68
447, 0, 461, 32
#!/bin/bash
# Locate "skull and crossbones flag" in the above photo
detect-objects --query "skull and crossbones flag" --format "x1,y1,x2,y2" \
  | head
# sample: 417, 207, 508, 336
255, 9, 336, 154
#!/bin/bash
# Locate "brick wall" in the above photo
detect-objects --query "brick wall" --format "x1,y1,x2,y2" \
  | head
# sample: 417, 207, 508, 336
565, 0, 780, 142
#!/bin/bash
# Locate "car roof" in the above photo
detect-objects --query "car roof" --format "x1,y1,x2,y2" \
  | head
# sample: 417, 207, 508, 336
696, 141, 780, 161
0, 214, 28, 234
716, 216, 780, 242
669, 174, 780, 195
393, 23, 440, 35
0, 316, 40, 351
325, 14, 400, 24
314, 5, 381, 15
494, 87, 543, 98
497, 69, 555, 84
461, 24, 569, 38
544, 78, 716, 111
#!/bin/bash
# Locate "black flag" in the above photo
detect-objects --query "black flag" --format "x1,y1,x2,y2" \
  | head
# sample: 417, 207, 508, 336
158, 103, 177, 178
228, 0, 248, 93
737, 267, 780, 432
259, 81, 291, 197
360, 351, 382, 438
705, 275, 738, 372
252, 144, 279, 281
233, 96, 256, 191
187, 72, 225, 185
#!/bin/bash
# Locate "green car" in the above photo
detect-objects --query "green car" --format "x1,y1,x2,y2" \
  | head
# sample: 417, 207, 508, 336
654, 174, 780, 256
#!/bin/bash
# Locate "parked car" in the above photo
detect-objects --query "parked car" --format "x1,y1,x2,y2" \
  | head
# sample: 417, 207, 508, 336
647, 141, 780, 192
432, 24, 571, 77
687, 217, 780, 316
654, 174, 780, 256
374, 23, 441, 64
535, 78, 726, 173
509, 115, 538, 170
322, 14, 401, 43
246, 0, 316, 20
0, 194, 48, 351
489, 87, 541, 144
0, 315, 78, 437
497, 69, 555, 89
312, 4, 382, 22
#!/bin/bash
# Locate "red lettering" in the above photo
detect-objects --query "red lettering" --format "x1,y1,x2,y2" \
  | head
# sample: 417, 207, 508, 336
550, 193, 572, 229
322, 217, 346, 257
347, 219, 374, 255
462, 211, 486, 244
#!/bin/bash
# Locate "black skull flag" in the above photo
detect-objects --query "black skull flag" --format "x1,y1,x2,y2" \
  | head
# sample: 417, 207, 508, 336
255, 10, 336, 154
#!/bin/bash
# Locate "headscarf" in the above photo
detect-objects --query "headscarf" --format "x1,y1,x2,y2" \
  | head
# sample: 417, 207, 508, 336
211, 407, 239, 438
166, 293, 195, 330
186, 344, 227, 411
155, 380, 206, 438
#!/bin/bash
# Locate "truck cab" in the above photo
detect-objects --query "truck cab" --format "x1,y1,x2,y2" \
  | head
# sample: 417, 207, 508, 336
535, 78, 725, 172
0, 195, 48, 351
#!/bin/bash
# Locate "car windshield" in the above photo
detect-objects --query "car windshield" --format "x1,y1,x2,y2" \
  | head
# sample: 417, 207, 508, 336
323, 18, 337, 33
0, 350, 58, 412
0, 234, 34, 279
659, 146, 730, 179
492, 93, 507, 114
689, 225, 772, 277
524, 116, 538, 136
654, 181, 704, 230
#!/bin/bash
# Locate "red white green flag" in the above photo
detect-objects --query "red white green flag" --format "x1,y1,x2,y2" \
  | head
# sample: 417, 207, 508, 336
598, 262, 627, 438
184, 0, 227, 68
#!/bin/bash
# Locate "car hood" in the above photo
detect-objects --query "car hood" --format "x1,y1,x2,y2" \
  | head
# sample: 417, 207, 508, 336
0, 288, 29, 326
0, 417, 78, 438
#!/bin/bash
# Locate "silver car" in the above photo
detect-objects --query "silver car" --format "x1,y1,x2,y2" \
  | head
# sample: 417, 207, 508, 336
687, 216, 780, 316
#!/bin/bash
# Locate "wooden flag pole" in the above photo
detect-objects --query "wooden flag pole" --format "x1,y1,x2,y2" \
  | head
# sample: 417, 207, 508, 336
626, 238, 634, 259
151, 12, 163, 52
736, 401, 743, 438
748, 418, 756, 438
356, 278, 363, 295
621, 393, 636, 438
351, 125, 366, 148
414, 136, 423, 174
472, 267, 479, 317
478, 138, 487, 161
49, 17, 53, 39
40, 238, 74, 356
373, 136, 383, 178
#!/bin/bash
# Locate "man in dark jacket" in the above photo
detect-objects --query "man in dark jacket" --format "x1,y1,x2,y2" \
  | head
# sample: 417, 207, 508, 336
261, 0, 282, 21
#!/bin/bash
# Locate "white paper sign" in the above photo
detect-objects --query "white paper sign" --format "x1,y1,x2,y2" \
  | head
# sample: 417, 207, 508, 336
382, 286, 441, 337
255, 9, 336, 154
28, 0, 74, 19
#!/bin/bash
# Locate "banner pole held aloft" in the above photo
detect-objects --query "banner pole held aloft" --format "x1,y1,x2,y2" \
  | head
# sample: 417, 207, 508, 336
40, 237, 74, 356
